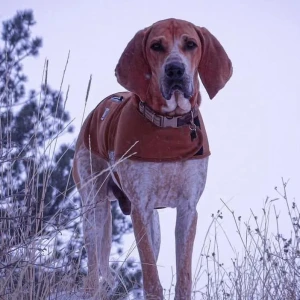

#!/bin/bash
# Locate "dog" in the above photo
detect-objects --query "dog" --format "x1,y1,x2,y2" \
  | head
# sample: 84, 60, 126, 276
72, 18, 232, 300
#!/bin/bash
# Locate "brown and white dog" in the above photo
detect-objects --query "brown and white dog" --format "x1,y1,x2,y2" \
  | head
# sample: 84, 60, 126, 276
73, 18, 232, 300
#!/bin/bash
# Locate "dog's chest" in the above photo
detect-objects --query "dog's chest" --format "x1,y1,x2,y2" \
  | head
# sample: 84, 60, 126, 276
114, 158, 208, 209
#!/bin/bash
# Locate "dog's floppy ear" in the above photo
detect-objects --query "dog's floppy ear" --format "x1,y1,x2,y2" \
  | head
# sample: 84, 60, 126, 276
115, 27, 151, 100
196, 27, 233, 99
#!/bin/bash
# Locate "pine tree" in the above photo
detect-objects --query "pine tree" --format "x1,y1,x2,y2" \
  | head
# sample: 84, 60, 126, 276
0, 10, 141, 299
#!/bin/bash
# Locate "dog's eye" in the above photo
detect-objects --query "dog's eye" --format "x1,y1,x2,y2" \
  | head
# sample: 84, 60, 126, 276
185, 41, 197, 50
151, 42, 164, 52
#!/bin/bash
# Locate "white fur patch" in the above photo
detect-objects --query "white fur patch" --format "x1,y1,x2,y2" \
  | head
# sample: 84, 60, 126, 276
161, 95, 177, 113
162, 92, 191, 114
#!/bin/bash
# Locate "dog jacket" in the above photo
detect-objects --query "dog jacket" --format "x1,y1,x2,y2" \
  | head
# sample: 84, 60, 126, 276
83, 92, 210, 162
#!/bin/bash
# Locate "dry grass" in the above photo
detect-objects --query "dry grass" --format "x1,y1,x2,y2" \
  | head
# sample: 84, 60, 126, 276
191, 179, 300, 300
0, 54, 85, 299
2, 159, 299, 300
0, 54, 141, 299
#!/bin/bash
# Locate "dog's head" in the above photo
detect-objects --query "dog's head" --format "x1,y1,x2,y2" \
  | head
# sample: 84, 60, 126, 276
115, 18, 232, 115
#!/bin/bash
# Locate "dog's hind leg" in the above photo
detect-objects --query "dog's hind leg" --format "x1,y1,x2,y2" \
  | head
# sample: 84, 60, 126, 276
74, 146, 113, 297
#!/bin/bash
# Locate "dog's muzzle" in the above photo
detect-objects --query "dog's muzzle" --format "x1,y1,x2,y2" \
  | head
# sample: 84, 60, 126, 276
161, 62, 192, 100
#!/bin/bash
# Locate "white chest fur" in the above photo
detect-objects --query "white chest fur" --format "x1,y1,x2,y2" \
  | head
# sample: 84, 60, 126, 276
113, 157, 209, 210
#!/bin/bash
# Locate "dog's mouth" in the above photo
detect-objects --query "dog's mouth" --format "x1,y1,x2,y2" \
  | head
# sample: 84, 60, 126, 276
161, 80, 191, 100
171, 84, 183, 92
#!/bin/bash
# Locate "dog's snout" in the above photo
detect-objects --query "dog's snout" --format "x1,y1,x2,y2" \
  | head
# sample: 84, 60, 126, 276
165, 62, 185, 80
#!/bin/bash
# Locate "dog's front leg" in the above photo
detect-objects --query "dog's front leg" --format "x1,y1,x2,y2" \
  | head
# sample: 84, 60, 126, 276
174, 206, 198, 300
131, 207, 163, 300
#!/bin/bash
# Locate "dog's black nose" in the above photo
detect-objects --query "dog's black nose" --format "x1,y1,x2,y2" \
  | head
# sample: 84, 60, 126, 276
165, 62, 185, 80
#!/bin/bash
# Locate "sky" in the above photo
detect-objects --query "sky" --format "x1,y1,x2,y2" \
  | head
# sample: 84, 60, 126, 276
2, 0, 300, 295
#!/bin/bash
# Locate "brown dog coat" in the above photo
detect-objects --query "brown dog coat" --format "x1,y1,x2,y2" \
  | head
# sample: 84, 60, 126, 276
83, 91, 210, 162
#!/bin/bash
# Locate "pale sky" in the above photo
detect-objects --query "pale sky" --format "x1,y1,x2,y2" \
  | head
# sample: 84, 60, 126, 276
2, 0, 300, 295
